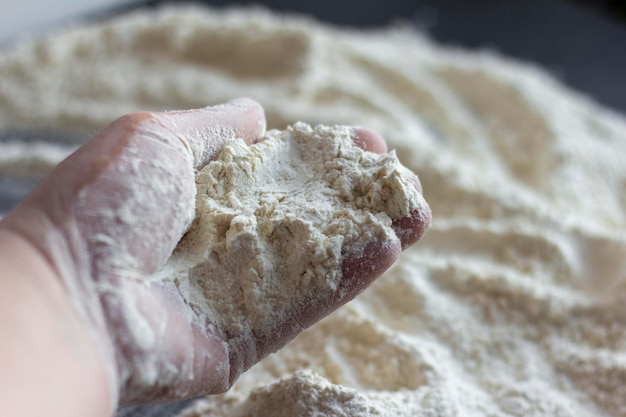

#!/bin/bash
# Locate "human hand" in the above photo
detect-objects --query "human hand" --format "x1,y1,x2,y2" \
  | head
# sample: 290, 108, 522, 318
0, 99, 430, 406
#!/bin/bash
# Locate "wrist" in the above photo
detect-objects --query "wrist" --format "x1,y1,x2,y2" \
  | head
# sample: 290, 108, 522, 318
0, 228, 115, 416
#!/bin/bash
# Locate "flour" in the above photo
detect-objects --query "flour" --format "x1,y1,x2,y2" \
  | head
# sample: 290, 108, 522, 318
1, 5, 626, 417
164, 122, 424, 337
181, 370, 434, 417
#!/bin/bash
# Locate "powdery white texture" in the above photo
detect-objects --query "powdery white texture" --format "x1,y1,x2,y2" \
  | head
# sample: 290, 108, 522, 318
1, 6, 626, 417
182, 370, 435, 417
165, 122, 423, 335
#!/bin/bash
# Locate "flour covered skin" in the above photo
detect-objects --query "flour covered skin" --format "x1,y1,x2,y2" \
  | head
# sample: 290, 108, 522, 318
165, 122, 427, 343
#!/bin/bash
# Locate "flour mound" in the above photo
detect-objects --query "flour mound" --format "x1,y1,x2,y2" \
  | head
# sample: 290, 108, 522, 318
2, 5, 626, 417
183, 370, 429, 417
231, 371, 375, 417
167, 122, 425, 335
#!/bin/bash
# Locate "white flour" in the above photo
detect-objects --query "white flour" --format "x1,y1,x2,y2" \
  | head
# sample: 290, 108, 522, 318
165, 122, 424, 338
1, 5, 626, 417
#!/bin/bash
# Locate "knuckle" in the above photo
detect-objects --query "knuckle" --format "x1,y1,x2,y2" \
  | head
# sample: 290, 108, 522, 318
110, 111, 154, 132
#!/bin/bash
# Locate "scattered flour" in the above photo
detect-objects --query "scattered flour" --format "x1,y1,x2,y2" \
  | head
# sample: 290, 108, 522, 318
1, 5, 626, 417
164, 122, 424, 337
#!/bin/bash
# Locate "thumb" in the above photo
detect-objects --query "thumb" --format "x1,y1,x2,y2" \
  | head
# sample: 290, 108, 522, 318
151, 98, 267, 169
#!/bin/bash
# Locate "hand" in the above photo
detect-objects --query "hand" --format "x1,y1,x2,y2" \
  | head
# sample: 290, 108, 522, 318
0, 99, 431, 407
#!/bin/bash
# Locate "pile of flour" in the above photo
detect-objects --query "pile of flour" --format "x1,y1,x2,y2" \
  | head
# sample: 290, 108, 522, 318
1, 5, 625, 417
165, 122, 424, 338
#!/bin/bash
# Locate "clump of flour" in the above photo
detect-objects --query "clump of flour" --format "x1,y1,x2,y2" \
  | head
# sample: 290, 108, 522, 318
165, 122, 424, 336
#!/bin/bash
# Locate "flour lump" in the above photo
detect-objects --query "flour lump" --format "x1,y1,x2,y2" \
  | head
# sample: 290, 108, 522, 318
165, 122, 425, 337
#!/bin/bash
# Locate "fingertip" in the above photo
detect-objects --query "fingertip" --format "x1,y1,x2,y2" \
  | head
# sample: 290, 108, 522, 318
392, 208, 431, 250
393, 172, 429, 249
350, 126, 429, 249
221, 98, 267, 144
339, 240, 401, 299
351, 127, 387, 154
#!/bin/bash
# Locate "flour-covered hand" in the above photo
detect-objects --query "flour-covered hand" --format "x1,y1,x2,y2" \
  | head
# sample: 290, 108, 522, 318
0, 99, 430, 406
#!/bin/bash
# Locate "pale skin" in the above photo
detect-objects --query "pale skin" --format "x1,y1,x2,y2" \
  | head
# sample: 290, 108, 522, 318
0, 99, 431, 417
